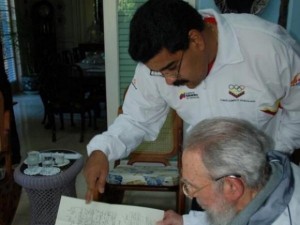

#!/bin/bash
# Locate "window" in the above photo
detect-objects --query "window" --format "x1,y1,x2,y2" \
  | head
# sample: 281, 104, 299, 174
118, 0, 146, 102
0, 0, 18, 83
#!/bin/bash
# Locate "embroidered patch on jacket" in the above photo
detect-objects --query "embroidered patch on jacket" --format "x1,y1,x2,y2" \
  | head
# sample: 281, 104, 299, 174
260, 98, 282, 116
220, 84, 255, 103
228, 84, 245, 98
291, 73, 300, 86
179, 91, 199, 100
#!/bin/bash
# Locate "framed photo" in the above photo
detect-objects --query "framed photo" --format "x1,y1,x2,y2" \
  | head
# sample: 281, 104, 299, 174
214, 0, 270, 14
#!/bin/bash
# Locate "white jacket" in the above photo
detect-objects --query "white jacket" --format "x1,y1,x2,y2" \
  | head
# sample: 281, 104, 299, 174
87, 9, 300, 161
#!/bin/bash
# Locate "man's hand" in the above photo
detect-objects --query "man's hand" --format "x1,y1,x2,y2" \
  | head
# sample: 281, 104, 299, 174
156, 210, 183, 225
84, 150, 109, 203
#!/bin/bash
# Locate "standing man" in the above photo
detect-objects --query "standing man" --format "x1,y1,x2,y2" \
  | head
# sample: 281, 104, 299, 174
84, 0, 300, 201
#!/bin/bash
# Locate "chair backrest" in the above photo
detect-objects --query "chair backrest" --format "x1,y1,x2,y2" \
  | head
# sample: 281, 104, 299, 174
116, 107, 183, 167
105, 106, 185, 213
40, 63, 84, 105
61, 50, 74, 65
68, 64, 85, 99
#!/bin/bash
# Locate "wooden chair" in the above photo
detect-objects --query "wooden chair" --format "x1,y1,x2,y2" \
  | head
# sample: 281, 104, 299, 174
97, 108, 185, 214
39, 63, 98, 142
39, 63, 72, 139
61, 50, 74, 65
72, 47, 85, 63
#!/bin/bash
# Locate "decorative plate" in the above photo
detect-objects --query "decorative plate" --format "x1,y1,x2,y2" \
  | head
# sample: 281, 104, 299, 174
39, 167, 61, 176
54, 159, 70, 167
24, 167, 42, 176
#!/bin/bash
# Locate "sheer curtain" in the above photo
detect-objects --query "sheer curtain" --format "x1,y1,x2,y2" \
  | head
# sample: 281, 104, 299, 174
0, 0, 18, 83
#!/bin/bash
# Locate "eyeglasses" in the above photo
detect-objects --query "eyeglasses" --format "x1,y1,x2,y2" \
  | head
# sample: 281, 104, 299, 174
182, 174, 241, 199
150, 51, 184, 78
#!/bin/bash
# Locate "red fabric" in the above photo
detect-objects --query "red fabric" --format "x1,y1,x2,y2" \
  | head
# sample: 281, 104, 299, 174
204, 17, 216, 24
204, 17, 217, 74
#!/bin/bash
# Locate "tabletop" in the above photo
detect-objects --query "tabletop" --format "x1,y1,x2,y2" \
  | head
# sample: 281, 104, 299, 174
14, 149, 83, 190
76, 62, 105, 77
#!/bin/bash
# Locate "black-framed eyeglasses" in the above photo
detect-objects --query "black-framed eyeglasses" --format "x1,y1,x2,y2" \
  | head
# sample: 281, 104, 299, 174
150, 51, 184, 78
181, 174, 241, 199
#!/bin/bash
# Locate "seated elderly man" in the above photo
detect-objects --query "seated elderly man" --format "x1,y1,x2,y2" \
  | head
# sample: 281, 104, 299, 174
157, 117, 300, 225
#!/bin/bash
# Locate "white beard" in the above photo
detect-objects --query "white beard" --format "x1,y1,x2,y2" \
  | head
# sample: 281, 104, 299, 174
205, 195, 237, 225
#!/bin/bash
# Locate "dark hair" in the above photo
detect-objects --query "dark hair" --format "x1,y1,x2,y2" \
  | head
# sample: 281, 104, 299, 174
129, 0, 205, 63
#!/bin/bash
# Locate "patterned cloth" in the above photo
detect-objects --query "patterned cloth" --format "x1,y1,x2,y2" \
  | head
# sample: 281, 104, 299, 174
107, 165, 179, 186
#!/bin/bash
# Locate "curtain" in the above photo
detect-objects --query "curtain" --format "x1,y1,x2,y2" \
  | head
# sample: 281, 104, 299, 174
0, 0, 17, 83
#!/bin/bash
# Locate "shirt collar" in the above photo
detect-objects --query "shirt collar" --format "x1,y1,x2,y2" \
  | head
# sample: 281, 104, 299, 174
199, 9, 244, 73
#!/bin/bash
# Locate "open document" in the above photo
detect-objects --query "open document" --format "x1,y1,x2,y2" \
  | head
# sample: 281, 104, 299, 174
55, 196, 164, 225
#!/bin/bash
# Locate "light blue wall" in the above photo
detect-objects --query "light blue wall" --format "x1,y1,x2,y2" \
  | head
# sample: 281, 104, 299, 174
196, 0, 219, 11
196, 0, 300, 43
256, 0, 280, 22
287, 0, 300, 43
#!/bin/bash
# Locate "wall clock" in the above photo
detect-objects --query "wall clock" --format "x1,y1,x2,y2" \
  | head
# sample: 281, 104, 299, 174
32, 0, 54, 19
38, 4, 51, 17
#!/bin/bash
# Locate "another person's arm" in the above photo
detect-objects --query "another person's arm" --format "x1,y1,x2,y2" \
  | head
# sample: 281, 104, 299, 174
156, 210, 183, 225
84, 150, 109, 202
84, 63, 169, 201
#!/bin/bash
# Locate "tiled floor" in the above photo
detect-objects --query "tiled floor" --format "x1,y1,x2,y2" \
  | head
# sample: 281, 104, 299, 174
11, 94, 178, 225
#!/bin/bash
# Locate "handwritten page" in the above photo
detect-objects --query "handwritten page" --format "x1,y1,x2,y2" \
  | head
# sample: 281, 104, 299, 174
55, 196, 164, 225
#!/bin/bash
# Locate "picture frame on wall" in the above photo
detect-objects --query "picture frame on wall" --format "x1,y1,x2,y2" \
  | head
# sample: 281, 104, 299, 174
214, 0, 270, 14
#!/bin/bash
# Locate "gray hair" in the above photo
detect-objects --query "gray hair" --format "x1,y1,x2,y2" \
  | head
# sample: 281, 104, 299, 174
184, 117, 274, 189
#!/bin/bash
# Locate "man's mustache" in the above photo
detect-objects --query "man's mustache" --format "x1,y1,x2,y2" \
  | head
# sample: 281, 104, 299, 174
173, 79, 189, 86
